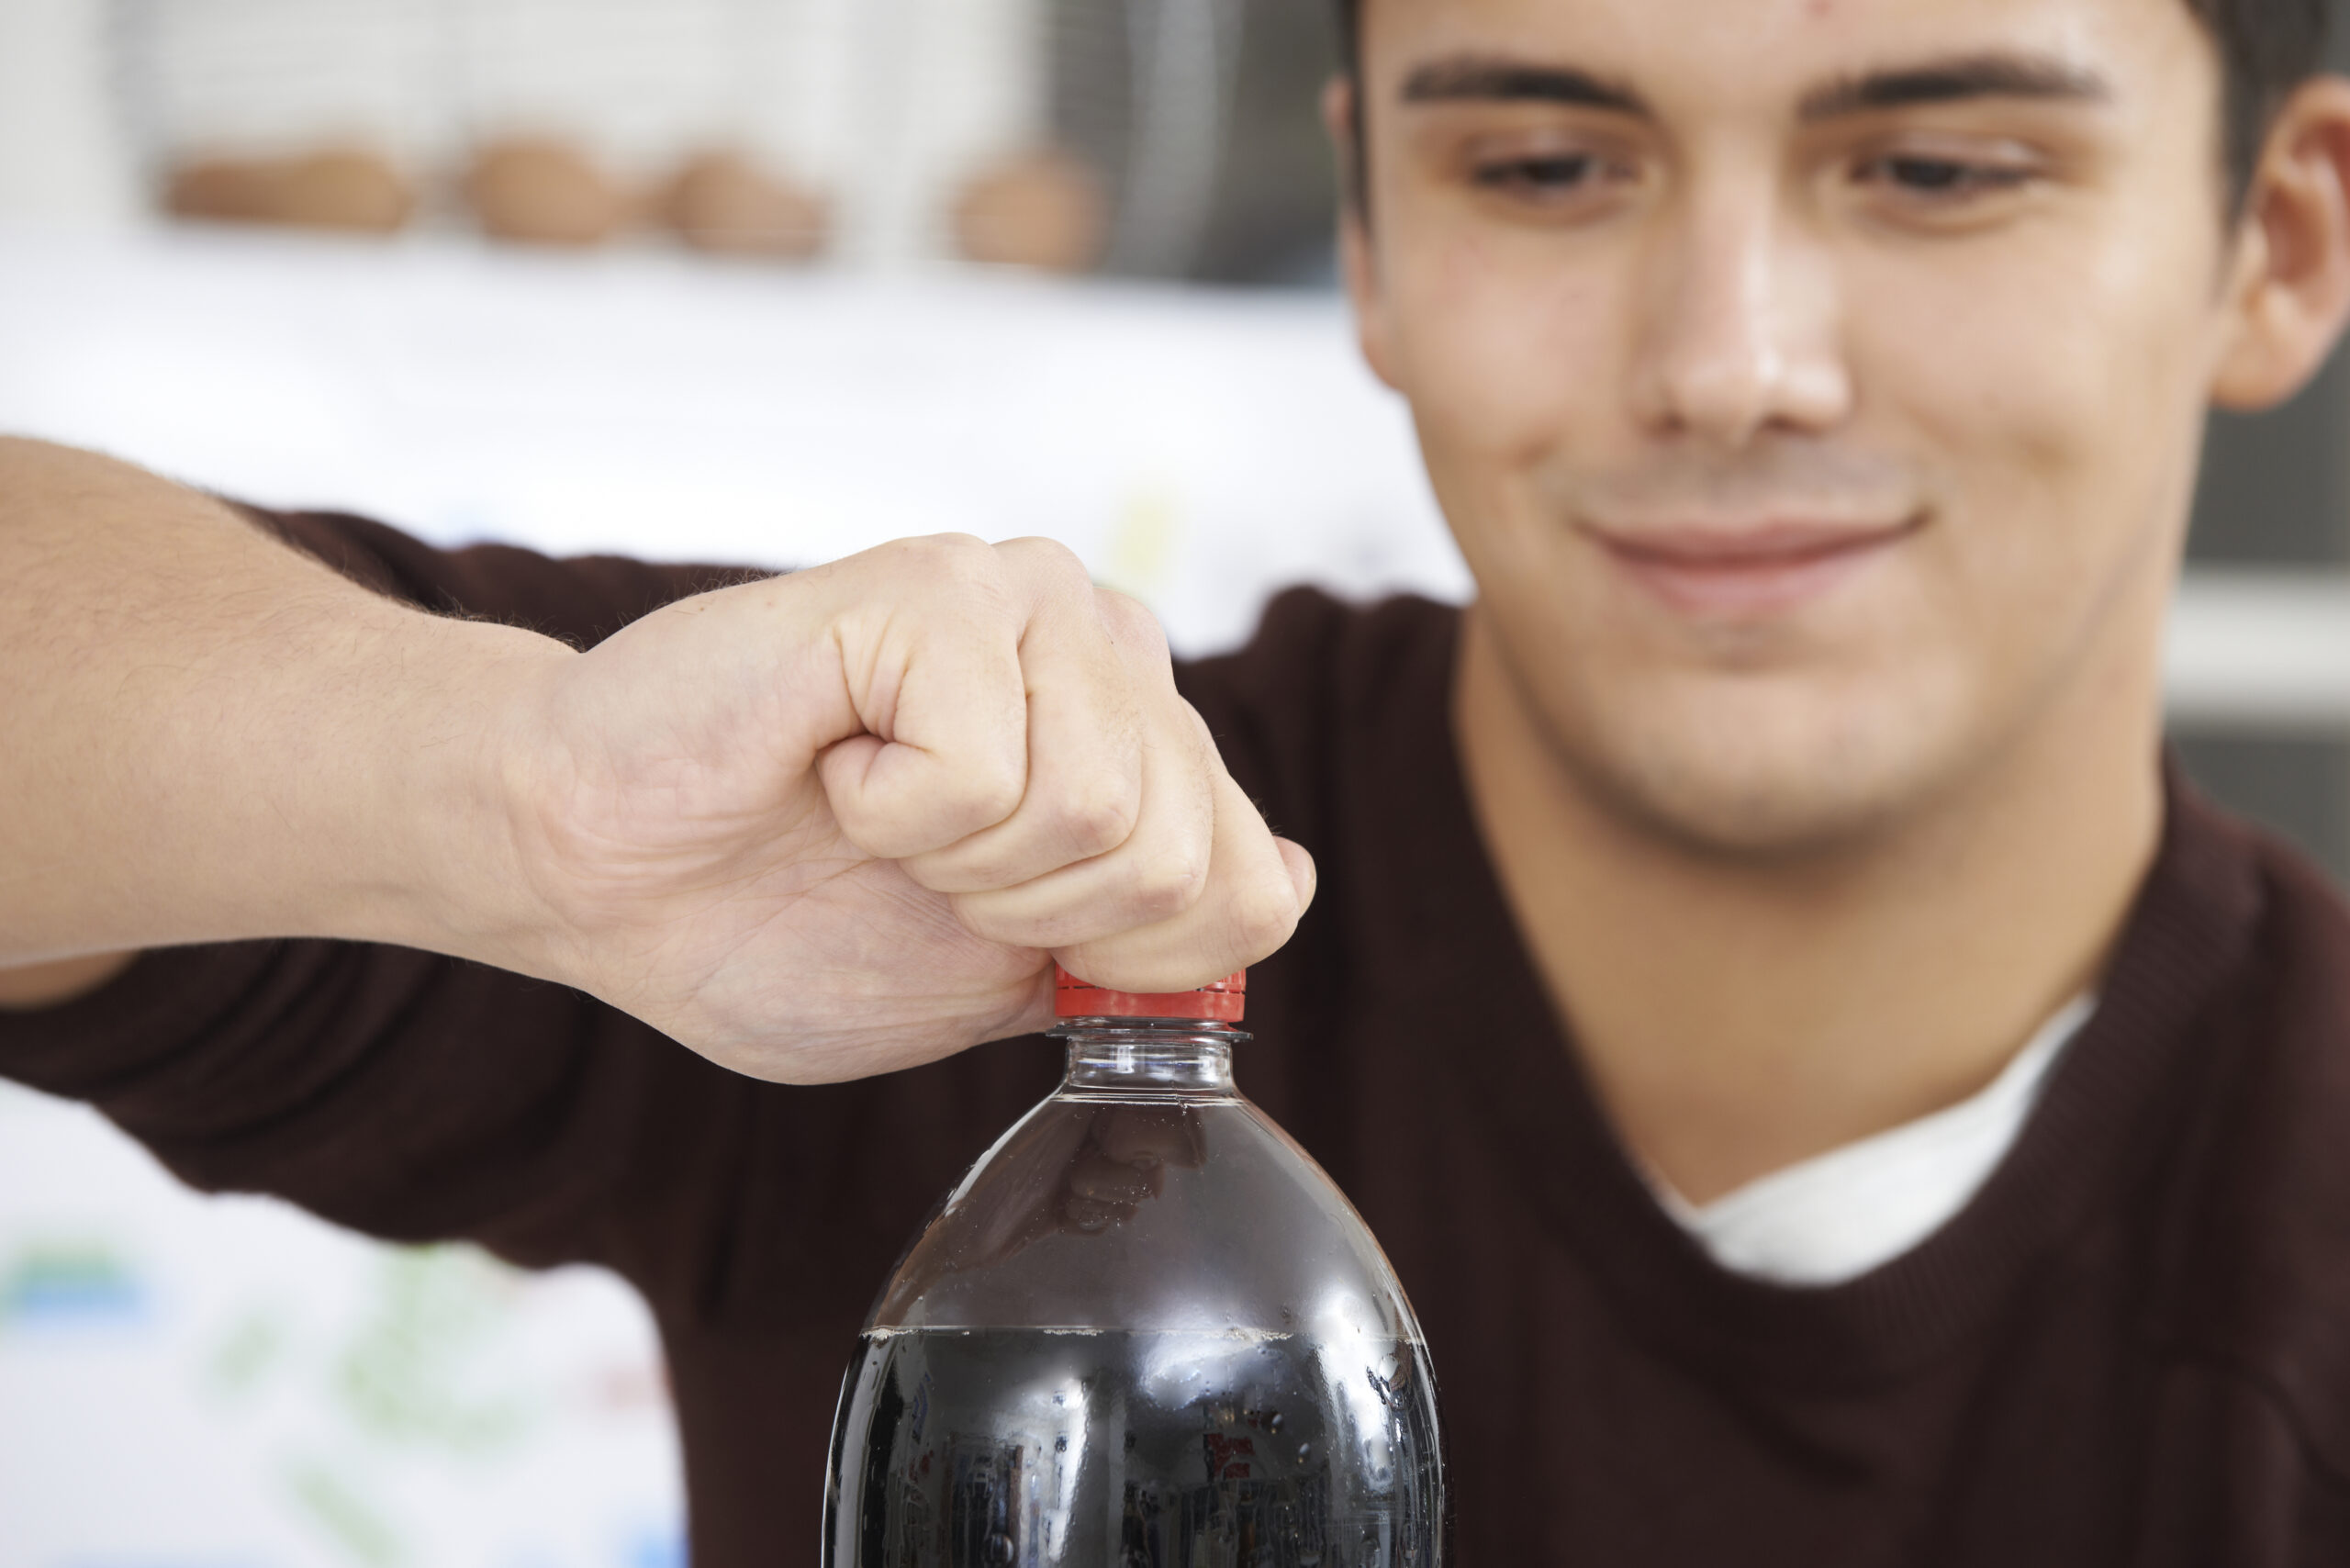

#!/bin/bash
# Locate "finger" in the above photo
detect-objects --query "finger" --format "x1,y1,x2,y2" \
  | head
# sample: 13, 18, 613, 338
1050, 768, 1315, 994
1274, 837, 1316, 925
814, 535, 1033, 860
899, 549, 1148, 894
943, 689, 1218, 948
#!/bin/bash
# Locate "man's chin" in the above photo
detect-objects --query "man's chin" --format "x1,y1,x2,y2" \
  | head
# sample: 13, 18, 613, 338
1559, 719, 1949, 864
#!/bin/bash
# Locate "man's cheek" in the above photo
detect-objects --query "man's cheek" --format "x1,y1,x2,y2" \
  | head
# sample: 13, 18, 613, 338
1852, 273, 2103, 546
1882, 231, 2194, 479
1402, 239, 1614, 441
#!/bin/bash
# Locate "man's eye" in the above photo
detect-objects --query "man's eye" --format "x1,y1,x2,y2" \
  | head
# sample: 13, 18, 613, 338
1472, 154, 1600, 196
1861, 155, 2036, 197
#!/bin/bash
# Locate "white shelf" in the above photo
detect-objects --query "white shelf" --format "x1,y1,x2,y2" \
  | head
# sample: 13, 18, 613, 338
2167, 573, 2350, 728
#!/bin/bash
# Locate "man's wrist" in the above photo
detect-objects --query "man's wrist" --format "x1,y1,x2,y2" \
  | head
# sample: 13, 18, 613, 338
355, 614, 579, 980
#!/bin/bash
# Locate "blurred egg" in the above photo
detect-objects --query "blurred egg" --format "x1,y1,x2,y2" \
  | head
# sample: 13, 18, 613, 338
664, 150, 828, 260
951, 147, 1106, 274
273, 148, 415, 233
165, 146, 413, 235
464, 137, 631, 247
166, 156, 279, 225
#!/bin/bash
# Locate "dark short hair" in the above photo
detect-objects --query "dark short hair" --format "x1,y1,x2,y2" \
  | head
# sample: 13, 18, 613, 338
1332, 0, 2333, 212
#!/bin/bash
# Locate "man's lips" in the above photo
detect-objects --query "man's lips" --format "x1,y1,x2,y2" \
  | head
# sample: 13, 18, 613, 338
1585, 517, 1922, 617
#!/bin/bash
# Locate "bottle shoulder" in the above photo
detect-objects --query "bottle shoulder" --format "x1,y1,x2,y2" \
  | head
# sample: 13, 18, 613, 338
870, 1088, 1422, 1343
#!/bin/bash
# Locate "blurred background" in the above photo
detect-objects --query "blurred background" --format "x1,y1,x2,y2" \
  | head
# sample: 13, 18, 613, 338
2, 1, 2348, 1564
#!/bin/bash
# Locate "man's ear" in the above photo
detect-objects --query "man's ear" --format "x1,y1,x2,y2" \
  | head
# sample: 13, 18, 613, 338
1322, 74, 1401, 392
2211, 76, 2350, 410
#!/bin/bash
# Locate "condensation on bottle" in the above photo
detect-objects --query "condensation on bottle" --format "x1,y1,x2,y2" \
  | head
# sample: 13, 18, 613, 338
822, 966, 1447, 1568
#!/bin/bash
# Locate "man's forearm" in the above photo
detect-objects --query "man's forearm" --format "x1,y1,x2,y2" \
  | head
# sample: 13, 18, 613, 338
0, 438, 567, 971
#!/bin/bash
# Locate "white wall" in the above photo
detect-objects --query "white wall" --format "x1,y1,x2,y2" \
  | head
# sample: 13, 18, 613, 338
0, 0, 141, 227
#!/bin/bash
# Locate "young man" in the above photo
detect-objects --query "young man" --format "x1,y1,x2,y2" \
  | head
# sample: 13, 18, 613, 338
6, 0, 2350, 1560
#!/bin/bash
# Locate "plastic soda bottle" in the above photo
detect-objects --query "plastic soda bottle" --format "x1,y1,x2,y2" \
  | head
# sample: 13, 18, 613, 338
822, 966, 1446, 1567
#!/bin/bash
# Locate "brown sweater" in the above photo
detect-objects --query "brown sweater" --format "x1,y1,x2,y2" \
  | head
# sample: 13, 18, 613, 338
7, 510, 2350, 1566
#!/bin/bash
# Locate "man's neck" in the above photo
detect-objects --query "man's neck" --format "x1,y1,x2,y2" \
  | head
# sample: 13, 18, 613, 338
1453, 609, 2165, 1206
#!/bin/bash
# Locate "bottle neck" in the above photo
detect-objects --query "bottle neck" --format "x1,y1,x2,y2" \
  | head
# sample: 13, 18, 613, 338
1052, 1019, 1246, 1095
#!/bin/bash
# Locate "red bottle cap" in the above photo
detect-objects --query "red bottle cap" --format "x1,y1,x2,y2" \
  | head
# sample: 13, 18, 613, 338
1054, 964, 1247, 1022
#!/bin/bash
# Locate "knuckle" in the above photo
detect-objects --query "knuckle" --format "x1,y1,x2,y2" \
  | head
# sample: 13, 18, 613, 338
919, 530, 995, 557
1128, 843, 1209, 922
884, 531, 985, 571
1096, 588, 1170, 657
1051, 772, 1141, 857
910, 761, 1024, 848
892, 532, 1010, 606
959, 758, 1027, 829
1001, 535, 1093, 590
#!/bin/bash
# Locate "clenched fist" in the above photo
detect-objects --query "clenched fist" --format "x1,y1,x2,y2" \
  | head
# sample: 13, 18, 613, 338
498, 534, 1314, 1081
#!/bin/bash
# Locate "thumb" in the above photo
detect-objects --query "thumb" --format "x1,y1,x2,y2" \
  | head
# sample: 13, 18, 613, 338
1275, 836, 1317, 919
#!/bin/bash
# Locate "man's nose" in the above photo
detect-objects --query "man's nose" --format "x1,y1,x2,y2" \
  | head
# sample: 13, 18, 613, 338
1628, 175, 1852, 447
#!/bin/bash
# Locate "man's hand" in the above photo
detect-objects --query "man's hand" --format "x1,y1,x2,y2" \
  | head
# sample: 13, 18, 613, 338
496, 535, 1313, 1082
0, 442, 1306, 1079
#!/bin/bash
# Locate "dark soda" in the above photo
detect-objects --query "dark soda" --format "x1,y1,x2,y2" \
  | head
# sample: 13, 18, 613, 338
824, 1325, 1442, 1568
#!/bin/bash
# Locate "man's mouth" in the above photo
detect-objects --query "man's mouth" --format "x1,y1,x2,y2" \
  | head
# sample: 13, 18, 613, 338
1583, 516, 1922, 618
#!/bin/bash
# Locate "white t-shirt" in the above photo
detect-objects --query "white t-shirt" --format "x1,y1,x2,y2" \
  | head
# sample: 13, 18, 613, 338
1650, 995, 2098, 1286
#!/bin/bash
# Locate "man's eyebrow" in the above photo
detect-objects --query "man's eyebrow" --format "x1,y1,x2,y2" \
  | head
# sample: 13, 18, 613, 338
1398, 56, 1650, 118
1798, 52, 2112, 121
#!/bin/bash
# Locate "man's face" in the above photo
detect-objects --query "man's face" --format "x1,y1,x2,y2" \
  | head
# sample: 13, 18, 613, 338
1348, 0, 2244, 852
